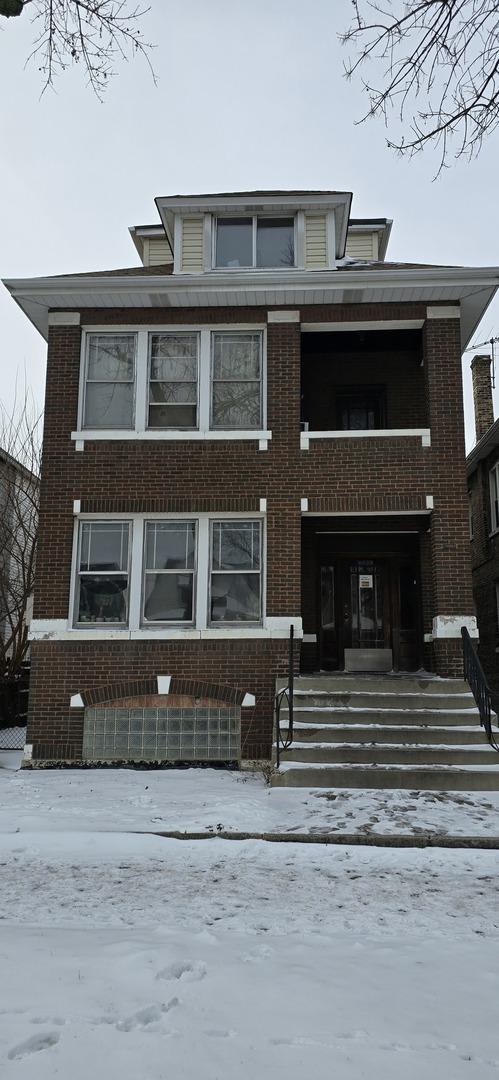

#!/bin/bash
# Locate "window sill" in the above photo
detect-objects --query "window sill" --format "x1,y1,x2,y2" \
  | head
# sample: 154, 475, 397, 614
300, 428, 431, 449
29, 621, 302, 642
72, 430, 272, 450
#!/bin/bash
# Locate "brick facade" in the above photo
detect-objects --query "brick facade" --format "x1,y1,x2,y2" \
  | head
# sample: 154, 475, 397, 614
27, 299, 476, 762
468, 438, 499, 689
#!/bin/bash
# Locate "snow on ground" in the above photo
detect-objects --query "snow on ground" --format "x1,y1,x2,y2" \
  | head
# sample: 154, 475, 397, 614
2, 756, 499, 837
1, 830, 499, 1078
2, 766, 499, 1075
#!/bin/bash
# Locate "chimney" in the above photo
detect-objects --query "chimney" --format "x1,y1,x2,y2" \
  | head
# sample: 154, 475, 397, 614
471, 354, 494, 441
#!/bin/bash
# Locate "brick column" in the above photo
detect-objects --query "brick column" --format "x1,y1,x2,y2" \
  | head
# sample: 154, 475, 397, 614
424, 310, 476, 676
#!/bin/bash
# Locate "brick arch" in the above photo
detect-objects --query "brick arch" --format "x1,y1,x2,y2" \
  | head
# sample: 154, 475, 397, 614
78, 675, 246, 708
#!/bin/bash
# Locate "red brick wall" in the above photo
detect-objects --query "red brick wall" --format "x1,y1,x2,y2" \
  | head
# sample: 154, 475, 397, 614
28, 300, 475, 760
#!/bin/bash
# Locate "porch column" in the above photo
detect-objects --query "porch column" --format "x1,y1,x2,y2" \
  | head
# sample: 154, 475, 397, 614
423, 308, 476, 676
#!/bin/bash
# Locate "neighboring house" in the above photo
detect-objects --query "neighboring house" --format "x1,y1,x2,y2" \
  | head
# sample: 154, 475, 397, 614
0, 447, 38, 655
467, 354, 499, 690
3, 190, 499, 768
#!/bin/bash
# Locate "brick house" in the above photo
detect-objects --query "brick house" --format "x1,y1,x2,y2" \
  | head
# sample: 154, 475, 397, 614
467, 354, 499, 690
4, 190, 499, 769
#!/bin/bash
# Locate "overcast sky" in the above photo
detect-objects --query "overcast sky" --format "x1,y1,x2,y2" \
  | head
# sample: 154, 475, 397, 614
1, 0, 497, 449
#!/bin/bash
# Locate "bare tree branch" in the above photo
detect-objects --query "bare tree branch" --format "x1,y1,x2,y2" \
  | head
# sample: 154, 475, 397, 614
342, 0, 499, 173
1, 0, 155, 97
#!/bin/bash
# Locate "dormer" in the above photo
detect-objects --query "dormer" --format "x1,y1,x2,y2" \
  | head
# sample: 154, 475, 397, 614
130, 196, 393, 274
147, 191, 352, 275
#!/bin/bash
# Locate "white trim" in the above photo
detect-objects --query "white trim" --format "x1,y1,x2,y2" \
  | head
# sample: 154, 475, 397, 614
301, 428, 431, 449
265, 617, 302, 634
432, 615, 478, 639
71, 429, 272, 443
157, 675, 172, 694
242, 693, 256, 707
300, 498, 309, 512
426, 305, 460, 319
173, 215, 182, 274
296, 211, 305, 270
202, 214, 212, 273
259, 498, 267, 512
426, 495, 434, 509
300, 319, 425, 333
75, 440, 84, 452
29, 623, 300, 642
48, 311, 81, 326
70, 693, 84, 708
424, 633, 433, 643
267, 310, 300, 323
326, 211, 336, 270
73, 500, 81, 514
23, 744, 33, 761
303, 633, 317, 643
302, 510, 431, 517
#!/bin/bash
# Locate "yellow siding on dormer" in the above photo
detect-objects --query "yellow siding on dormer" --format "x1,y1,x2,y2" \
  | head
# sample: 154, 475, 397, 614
305, 215, 327, 268
345, 231, 379, 260
181, 217, 204, 272
144, 238, 173, 266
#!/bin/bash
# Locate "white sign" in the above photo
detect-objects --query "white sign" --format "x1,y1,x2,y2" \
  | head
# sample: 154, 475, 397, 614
359, 575, 373, 589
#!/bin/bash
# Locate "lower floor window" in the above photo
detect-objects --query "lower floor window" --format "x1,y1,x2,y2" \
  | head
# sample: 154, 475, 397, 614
72, 516, 263, 629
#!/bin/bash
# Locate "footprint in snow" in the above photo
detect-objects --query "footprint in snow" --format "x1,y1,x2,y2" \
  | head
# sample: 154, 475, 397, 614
116, 998, 179, 1032
156, 961, 207, 983
8, 1032, 60, 1060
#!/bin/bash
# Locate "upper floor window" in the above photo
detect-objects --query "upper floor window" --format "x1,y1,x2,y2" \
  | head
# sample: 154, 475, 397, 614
83, 334, 135, 429
490, 463, 499, 532
215, 216, 295, 269
80, 328, 265, 434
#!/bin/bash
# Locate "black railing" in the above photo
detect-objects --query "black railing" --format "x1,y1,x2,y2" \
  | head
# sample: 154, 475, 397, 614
274, 625, 295, 768
462, 626, 499, 750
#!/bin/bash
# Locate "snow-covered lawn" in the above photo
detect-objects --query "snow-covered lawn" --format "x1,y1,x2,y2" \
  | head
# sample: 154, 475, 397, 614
2, 757, 499, 837
2, 763, 499, 1078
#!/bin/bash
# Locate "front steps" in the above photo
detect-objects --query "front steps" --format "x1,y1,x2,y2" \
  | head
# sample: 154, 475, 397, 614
272, 674, 499, 790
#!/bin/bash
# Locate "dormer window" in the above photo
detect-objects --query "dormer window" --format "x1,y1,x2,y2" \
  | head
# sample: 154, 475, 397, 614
215, 216, 295, 269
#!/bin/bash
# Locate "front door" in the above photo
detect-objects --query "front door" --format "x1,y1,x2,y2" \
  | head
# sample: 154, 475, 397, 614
318, 555, 420, 671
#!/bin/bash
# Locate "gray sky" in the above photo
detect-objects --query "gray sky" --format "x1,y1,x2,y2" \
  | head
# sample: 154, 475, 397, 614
1, 0, 497, 449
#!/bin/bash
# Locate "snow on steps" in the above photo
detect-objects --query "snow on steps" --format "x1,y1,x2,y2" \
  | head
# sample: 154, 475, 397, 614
273, 674, 499, 791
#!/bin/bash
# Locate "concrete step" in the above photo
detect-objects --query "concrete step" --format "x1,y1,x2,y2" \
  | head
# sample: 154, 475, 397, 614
280, 708, 480, 726
279, 724, 488, 745
280, 744, 496, 766
289, 691, 475, 711
277, 675, 470, 695
271, 763, 499, 791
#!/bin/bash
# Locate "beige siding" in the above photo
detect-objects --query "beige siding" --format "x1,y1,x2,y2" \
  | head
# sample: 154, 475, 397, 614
181, 217, 204, 272
143, 238, 173, 266
305, 214, 327, 268
345, 230, 379, 260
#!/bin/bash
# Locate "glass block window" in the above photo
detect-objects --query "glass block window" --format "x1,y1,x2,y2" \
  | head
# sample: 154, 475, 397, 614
210, 520, 262, 624
211, 332, 262, 429
143, 520, 196, 623
148, 333, 199, 429
75, 521, 130, 625
83, 334, 136, 429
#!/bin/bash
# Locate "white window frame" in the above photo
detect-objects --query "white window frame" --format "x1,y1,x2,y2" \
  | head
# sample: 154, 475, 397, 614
142, 519, 197, 626
75, 325, 268, 441
72, 520, 132, 628
80, 332, 137, 431
208, 519, 263, 627
490, 463, 499, 534
69, 513, 266, 634
210, 331, 264, 431
213, 214, 297, 271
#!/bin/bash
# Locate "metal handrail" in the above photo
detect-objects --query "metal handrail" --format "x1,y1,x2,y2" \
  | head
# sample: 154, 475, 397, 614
274, 625, 294, 768
462, 626, 499, 751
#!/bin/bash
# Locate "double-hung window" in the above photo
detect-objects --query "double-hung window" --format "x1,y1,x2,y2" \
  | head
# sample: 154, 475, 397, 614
490, 464, 499, 532
210, 521, 262, 624
72, 517, 263, 629
148, 333, 199, 429
143, 521, 196, 623
211, 332, 262, 429
215, 217, 295, 268
75, 521, 130, 625
83, 334, 136, 429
